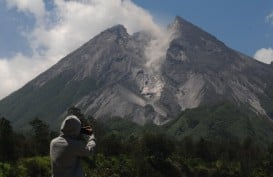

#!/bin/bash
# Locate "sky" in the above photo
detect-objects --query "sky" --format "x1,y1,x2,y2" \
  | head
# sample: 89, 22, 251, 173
0, 0, 273, 99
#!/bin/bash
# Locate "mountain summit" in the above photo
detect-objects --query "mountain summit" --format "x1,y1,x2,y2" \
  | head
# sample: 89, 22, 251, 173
1, 17, 273, 134
165, 16, 273, 116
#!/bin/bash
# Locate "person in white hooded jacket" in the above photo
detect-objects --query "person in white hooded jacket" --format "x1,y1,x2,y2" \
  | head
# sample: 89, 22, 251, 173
50, 115, 96, 177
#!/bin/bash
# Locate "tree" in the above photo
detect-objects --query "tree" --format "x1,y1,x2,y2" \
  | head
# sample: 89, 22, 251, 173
29, 118, 51, 156
99, 132, 124, 156
67, 106, 88, 126
0, 117, 16, 162
142, 133, 175, 161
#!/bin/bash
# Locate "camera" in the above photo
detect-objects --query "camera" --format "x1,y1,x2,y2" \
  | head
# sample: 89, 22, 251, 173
80, 126, 93, 135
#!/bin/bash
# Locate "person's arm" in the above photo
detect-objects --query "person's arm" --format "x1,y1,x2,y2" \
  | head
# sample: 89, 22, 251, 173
74, 134, 96, 156
83, 126, 96, 151
86, 134, 96, 151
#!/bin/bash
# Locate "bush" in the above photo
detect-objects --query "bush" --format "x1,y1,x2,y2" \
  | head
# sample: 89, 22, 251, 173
0, 162, 12, 177
87, 154, 136, 177
15, 156, 51, 177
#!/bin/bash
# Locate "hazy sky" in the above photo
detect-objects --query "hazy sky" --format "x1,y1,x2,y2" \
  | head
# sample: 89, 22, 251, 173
0, 0, 273, 99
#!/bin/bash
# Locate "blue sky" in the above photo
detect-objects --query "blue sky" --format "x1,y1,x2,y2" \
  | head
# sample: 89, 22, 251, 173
0, 0, 273, 99
1, 0, 273, 58
133, 0, 273, 57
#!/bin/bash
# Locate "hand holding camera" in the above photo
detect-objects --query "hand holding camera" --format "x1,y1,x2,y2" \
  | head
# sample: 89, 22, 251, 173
80, 126, 93, 135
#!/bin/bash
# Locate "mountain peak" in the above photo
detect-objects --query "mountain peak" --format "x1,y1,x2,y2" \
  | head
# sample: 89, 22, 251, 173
169, 16, 194, 32
2, 15, 273, 144
101, 24, 129, 39
174, 16, 190, 25
169, 15, 226, 52
107, 24, 127, 32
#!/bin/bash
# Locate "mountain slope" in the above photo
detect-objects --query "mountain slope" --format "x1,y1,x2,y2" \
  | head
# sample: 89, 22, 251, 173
1, 16, 273, 140
164, 17, 273, 116
164, 102, 273, 145
0, 25, 151, 128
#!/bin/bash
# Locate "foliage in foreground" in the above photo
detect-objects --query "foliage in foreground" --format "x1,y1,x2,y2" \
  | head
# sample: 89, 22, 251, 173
1, 104, 273, 177
1, 129, 273, 177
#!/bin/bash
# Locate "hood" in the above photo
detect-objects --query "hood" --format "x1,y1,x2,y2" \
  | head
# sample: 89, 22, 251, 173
60, 115, 81, 137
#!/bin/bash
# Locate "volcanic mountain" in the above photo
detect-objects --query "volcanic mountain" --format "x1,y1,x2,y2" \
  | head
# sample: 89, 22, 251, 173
1, 17, 273, 141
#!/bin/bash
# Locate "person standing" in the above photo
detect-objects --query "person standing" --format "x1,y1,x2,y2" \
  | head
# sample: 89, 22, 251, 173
50, 115, 96, 177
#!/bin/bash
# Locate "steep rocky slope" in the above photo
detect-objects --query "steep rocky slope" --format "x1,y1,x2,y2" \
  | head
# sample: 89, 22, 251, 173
1, 17, 273, 133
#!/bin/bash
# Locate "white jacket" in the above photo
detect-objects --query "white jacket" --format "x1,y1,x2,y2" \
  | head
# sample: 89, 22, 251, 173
50, 115, 96, 177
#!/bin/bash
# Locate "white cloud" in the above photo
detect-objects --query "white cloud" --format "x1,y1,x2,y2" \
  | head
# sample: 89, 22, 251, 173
6, 0, 46, 19
0, 0, 168, 99
252, 11, 273, 65
254, 48, 273, 64
0, 53, 52, 98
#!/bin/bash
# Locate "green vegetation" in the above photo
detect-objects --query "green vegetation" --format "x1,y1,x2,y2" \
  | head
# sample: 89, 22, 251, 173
1, 125, 273, 177
0, 156, 50, 177
1, 104, 273, 176
165, 102, 273, 146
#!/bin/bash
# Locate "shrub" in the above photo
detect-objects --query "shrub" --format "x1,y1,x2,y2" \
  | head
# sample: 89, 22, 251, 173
16, 156, 51, 177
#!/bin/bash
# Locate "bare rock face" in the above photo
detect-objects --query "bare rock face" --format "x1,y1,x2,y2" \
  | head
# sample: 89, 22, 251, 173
164, 17, 273, 117
1, 17, 273, 129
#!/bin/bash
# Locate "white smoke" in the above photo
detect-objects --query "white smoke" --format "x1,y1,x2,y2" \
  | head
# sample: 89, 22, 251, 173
140, 25, 174, 99
145, 29, 173, 70
0, 0, 171, 99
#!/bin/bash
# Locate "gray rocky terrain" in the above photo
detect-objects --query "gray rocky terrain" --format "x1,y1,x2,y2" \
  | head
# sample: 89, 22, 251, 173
1, 17, 273, 129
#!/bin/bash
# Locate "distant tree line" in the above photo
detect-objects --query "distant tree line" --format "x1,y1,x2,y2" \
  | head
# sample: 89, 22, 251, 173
0, 116, 56, 162
1, 107, 273, 177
